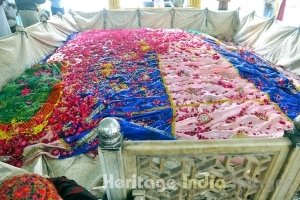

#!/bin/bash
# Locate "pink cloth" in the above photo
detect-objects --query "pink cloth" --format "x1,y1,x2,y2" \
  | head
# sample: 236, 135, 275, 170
159, 33, 292, 139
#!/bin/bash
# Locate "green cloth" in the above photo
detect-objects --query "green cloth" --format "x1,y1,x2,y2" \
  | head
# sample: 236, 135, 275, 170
0, 62, 62, 123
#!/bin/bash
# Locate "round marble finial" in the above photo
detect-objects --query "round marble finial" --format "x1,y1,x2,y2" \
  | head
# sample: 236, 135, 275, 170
97, 118, 122, 149
98, 118, 120, 138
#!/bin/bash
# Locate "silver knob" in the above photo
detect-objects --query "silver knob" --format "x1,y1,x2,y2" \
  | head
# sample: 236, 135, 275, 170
97, 118, 122, 150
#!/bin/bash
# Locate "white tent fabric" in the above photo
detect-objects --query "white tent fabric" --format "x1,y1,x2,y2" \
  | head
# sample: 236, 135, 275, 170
234, 12, 300, 74
105, 10, 139, 29
172, 9, 207, 30
71, 11, 104, 30
140, 9, 173, 28
253, 24, 300, 74
22, 154, 102, 190
0, 161, 29, 183
47, 14, 80, 35
172, 8, 239, 40
0, 14, 78, 90
234, 15, 274, 47
0, 32, 51, 89
205, 10, 239, 41
0, 4, 11, 37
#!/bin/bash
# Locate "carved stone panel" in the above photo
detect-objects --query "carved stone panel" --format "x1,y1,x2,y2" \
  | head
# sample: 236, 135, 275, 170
136, 154, 274, 200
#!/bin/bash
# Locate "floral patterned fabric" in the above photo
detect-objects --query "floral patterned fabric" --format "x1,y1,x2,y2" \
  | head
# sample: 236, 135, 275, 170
0, 62, 65, 167
0, 62, 63, 136
0, 174, 61, 200
44, 29, 174, 159
158, 31, 295, 139
0, 29, 298, 167
202, 36, 300, 120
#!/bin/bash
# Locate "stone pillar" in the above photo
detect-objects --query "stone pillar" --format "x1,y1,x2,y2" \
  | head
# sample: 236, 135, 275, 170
108, 0, 120, 9
187, 0, 201, 9
97, 118, 127, 200
271, 115, 300, 200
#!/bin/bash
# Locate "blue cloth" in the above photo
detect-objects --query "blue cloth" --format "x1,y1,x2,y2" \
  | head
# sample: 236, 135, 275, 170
119, 118, 174, 140
60, 118, 174, 158
59, 51, 175, 158
90, 51, 173, 134
203, 37, 300, 120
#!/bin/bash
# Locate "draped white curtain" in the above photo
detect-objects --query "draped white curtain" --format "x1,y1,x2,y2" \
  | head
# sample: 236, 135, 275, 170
234, 12, 300, 74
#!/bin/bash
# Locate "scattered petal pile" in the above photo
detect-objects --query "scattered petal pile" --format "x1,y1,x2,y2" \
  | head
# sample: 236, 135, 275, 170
0, 29, 299, 167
